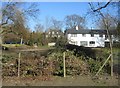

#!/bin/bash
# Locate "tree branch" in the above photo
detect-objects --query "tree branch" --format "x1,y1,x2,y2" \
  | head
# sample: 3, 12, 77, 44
89, 0, 112, 12
0, 17, 10, 27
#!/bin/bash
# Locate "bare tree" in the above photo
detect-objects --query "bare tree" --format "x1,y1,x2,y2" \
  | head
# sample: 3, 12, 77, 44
96, 13, 118, 29
116, 21, 120, 41
88, 1, 118, 76
34, 23, 44, 33
89, 1, 112, 12
1, 2, 40, 44
1, 2, 40, 28
50, 17, 63, 30
64, 14, 85, 29
45, 16, 52, 31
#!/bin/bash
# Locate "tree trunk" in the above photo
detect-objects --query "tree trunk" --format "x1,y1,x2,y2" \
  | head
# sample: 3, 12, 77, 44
109, 35, 113, 76
106, 24, 113, 77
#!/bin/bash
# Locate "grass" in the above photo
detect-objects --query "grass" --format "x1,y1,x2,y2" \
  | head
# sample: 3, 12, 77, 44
2, 44, 24, 48
38, 45, 55, 50
2, 44, 55, 50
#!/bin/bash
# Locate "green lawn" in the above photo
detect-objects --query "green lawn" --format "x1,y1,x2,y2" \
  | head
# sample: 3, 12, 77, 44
2, 44, 55, 51
2, 44, 24, 47
38, 45, 55, 50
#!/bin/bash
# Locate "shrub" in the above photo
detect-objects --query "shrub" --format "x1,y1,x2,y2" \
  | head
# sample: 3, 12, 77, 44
55, 37, 67, 49
20, 56, 53, 77
47, 50, 89, 76
87, 54, 110, 75
87, 57, 103, 74
2, 54, 15, 63
66, 44, 96, 58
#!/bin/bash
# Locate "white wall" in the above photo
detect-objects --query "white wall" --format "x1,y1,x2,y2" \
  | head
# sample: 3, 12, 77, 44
67, 34, 106, 47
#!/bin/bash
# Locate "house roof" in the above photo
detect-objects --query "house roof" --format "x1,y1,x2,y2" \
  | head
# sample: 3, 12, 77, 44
65, 28, 116, 35
46, 29, 63, 32
45, 29, 63, 34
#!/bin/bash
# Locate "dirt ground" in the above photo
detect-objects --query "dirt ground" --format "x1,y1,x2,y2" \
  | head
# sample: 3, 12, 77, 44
2, 75, 119, 86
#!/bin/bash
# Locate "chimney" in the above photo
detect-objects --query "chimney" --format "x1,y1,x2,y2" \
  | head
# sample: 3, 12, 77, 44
76, 26, 79, 30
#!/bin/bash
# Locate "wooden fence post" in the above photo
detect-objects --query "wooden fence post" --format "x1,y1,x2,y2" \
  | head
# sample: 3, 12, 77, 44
18, 52, 21, 77
63, 52, 66, 77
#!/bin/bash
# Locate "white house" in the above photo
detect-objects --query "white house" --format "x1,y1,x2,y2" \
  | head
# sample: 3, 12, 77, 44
45, 29, 64, 46
65, 27, 117, 47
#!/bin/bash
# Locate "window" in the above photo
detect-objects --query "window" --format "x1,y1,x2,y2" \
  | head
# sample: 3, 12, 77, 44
71, 41, 77, 45
89, 41, 95, 46
80, 41, 88, 46
89, 41, 95, 44
82, 34, 86, 37
91, 34, 94, 37
71, 34, 77, 37
99, 34, 103, 37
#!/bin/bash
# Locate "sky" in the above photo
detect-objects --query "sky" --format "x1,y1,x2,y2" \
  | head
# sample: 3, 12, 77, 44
28, 2, 91, 31
1, 2, 118, 32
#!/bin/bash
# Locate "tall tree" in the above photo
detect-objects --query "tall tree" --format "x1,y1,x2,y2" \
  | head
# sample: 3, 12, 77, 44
33, 23, 45, 46
116, 21, 120, 41
96, 13, 118, 29
88, 1, 118, 77
1, 2, 40, 44
45, 16, 52, 31
1, 2, 40, 26
50, 17, 63, 30
64, 14, 85, 29
34, 23, 44, 32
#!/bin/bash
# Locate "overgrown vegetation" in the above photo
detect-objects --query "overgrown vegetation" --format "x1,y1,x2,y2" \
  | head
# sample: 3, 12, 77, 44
47, 50, 89, 76
2, 45, 119, 78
